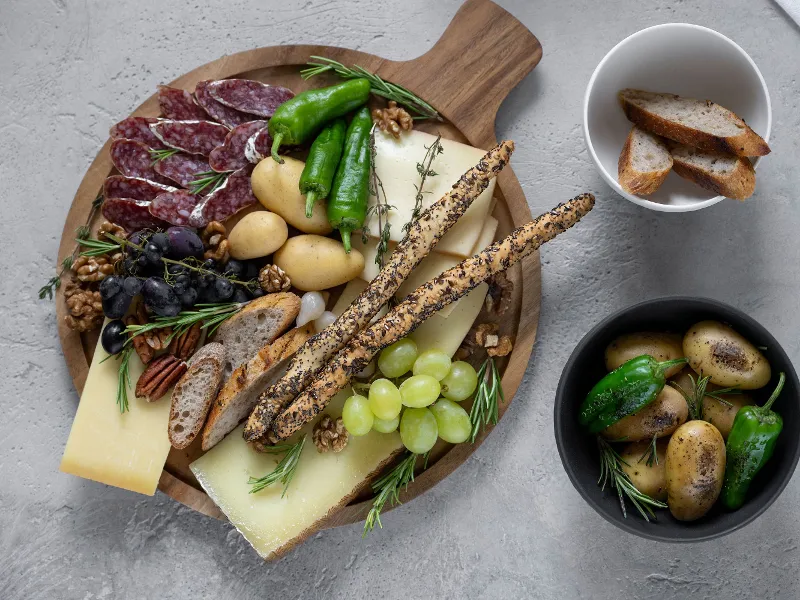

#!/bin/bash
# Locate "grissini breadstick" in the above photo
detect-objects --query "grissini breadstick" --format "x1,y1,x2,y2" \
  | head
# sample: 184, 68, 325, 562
271, 193, 596, 440
243, 140, 515, 442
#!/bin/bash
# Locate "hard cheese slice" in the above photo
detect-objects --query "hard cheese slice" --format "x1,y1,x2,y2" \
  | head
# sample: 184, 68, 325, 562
60, 335, 172, 495
365, 130, 496, 257
190, 391, 403, 560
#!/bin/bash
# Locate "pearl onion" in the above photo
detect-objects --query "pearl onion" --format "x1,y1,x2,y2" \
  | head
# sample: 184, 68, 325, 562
297, 291, 326, 326
313, 310, 337, 333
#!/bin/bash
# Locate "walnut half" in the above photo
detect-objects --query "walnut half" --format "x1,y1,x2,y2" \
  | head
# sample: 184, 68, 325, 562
312, 415, 349, 453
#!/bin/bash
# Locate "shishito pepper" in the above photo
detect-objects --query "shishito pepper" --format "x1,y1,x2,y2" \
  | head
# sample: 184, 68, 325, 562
269, 79, 371, 163
299, 118, 347, 218
579, 355, 687, 434
327, 107, 372, 252
722, 372, 785, 510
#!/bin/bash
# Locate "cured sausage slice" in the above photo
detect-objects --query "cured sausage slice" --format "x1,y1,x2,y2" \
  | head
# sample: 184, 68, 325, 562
158, 86, 209, 121
207, 79, 294, 118
208, 120, 268, 172
150, 190, 202, 227
103, 176, 176, 202
153, 152, 211, 189
109, 139, 173, 185
194, 80, 251, 128
150, 120, 229, 156
189, 165, 256, 226
102, 198, 168, 232
244, 128, 274, 164
109, 117, 167, 149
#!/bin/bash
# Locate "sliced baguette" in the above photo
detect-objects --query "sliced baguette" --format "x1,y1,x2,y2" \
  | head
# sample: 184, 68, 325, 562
168, 343, 226, 449
214, 292, 300, 381
670, 144, 756, 200
201, 325, 313, 450
618, 126, 673, 195
619, 89, 770, 157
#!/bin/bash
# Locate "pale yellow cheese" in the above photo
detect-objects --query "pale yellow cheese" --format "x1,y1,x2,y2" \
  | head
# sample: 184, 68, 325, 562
190, 391, 403, 559
60, 335, 172, 495
366, 130, 496, 257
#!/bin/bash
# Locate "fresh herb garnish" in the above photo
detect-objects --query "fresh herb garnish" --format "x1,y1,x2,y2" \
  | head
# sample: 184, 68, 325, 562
78, 236, 122, 257
247, 435, 307, 497
100, 346, 134, 413
638, 434, 659, 468
468, 357, 504, 443
301, 56, 440, 120
123, 302, 244, 345
671, 373, 737, 420
366, 126, 394, 269
363, 452, 418, 537
188, 170, 228, 195
403, 135, 443, 236
149, 148, 180, 164
598, 437, 667, 521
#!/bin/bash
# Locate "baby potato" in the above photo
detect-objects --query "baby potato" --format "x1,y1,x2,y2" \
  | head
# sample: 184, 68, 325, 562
601, 385, 688, 441
665, 420, 726, 521
227, 211, 288, 260
683, 320, 771, 389
619, 439, 669, 501
702, 388, 754, 440
605, 332, 685, 377
251, 156, 333, 235
274, 235, 364, 291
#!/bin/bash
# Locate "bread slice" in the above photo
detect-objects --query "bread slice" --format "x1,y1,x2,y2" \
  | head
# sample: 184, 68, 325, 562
670, 144, 756, 200
214, 292, 301, 381
168, 342, 225, 449
201, 325, 313, 450
619, 89, 770, 157
618, 126, 673, 195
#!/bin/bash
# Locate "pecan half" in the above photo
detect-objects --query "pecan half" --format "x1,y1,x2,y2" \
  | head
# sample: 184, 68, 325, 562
167, 323, 202, 361
135, 354, 187, 402
126, 314, 154, 364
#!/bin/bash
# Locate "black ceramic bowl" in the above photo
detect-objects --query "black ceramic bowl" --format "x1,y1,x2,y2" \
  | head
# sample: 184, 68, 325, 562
554, 297, 800, 542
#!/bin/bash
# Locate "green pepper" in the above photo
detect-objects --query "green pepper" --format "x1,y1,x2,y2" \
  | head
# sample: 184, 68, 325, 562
269, 79, 371, 163
327, 106, 372, 252
721, 372, 785, 510
298, 119, 347, 218
579, 355, 687, 434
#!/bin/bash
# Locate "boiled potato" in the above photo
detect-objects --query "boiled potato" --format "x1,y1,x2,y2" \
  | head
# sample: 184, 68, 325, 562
619, 439, 669, 501
227, 211, 288, 260
665, 420, 726, 521
251, 156, 333, 234
274, 235, 364, 291
683, 320, 771, 389
601, 385, 688, 441
605, 332, 685, 377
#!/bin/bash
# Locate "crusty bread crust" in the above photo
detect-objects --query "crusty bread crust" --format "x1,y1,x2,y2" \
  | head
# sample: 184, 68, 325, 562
619, 90, 770, 157
671, 152, 755, 200
618, 127, 672, 195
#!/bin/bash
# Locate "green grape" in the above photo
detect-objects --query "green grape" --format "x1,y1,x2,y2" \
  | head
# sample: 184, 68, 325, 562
372, 415, 400, 433
412, 349, 452, 381
342, 394, 373, 436
399, 374, 441, 408
430, 399, 471, 443
377, 338, 418, 378
440, 361, 479, 401
399, 407, 438, 454
368, 378, 402, 420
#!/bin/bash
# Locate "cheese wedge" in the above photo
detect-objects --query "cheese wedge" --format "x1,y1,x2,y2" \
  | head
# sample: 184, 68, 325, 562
190, 391, 403, 560
365, 130, 496, 257
60, 334, 172, 495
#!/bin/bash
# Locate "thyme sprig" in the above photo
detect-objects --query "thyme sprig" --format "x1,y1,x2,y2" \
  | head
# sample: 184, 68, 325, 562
363, 452, 418, 537
403, 134, 443, 236
247, 435, 307, 497
149, 148, 180, 164
468, 357, 504, 443
301, 56, 440, 120
123, 302, 244, 345
598, 437, 667, 521
188, 170, 228, 195
367, 126, 394, 269
671, 373, 737, 420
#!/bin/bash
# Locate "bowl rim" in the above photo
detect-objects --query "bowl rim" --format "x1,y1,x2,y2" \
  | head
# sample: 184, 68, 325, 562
554, 296, 799, 542
582, 22, 773, 213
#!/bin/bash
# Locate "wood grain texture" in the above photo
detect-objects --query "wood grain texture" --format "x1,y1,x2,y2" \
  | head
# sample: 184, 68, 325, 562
57, 0, 542, 528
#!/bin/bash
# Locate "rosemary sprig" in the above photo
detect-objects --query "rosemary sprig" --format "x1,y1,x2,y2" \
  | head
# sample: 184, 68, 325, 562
301, 56, 440, 120
403, 134, 443, 236
149, 148, 180, 164
99, 346, 135, 413
123, 302, 244, 345
367, 126, 394, 269
598, 437, 667, 521
188, 170, 228, 195
671, 373, 738, 420
363, 452, 418, 537
247, 435, 307, 497
638, 434, 659, 468
468, 357, 504, 443
78, 237, 122, 257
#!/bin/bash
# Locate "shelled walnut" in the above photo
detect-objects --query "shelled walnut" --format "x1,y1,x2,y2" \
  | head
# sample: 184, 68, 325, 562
486, 271, 513, 316
372, 101, 413, 138
97, 220, 126, 241
201, 221, 230, 264
258, 264, 291, 293
72, 255, 119, 283
63, 279, 103, 332
312, 415, 348, 453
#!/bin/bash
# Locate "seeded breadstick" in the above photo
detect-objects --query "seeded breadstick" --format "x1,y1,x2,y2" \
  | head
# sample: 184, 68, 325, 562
243, 140, 515, 442
271, 193, 596, 440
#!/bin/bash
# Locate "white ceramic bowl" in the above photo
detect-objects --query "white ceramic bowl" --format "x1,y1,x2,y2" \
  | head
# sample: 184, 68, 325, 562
584, 23, 772, 212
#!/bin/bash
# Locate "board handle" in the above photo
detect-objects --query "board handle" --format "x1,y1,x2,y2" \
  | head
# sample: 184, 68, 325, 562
383, 0, 542, 148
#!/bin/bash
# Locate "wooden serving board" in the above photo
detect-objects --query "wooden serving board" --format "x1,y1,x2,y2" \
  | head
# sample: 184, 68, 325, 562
56, 0, 542, 527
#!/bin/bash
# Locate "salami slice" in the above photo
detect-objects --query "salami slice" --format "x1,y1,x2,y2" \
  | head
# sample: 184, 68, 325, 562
189, 165, 256, 226
150, 190, 202, 227
209, 120, 268, 172
109, 117, 167, 149
150, 120, 229, 156
195, 80, 251, 128
102, 198, 168, 232
207, 79, 294, 119
158, 85, 209, 120
153, 152, 211, 189
103, 175, 176, 202
109, 139, 173, 185
244, 128, 273, 164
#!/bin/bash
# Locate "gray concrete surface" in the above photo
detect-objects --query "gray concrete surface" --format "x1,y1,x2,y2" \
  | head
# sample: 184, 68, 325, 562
2, 0, 799, 598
